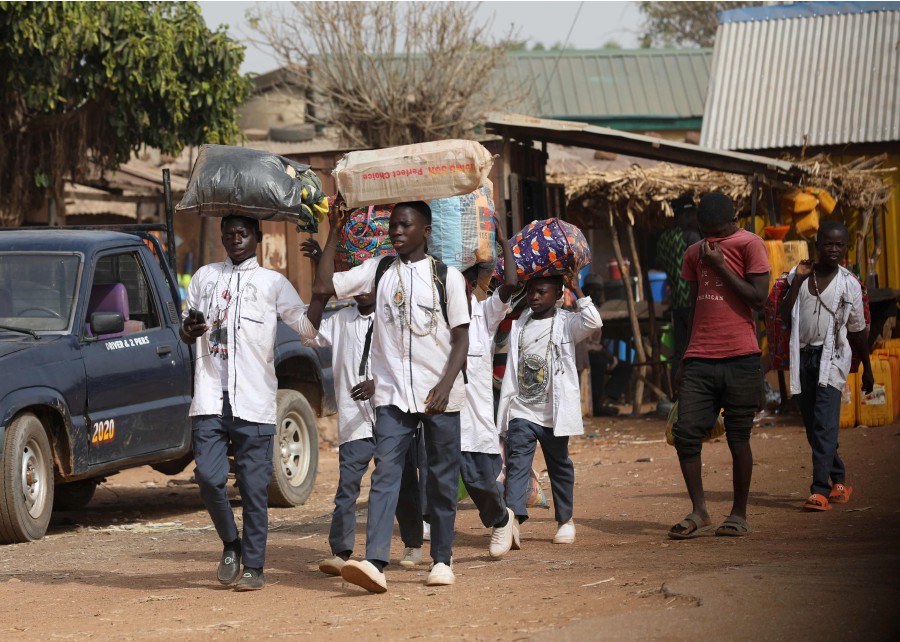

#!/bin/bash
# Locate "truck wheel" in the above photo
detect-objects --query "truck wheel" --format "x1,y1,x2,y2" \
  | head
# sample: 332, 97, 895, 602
268, 390, 318, 507
53, 478, 99, 511
0, 413, 55, 543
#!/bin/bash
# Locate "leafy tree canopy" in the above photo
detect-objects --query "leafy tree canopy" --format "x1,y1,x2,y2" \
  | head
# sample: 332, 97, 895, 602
0, 1, 252, 224
638, 1, 763, 48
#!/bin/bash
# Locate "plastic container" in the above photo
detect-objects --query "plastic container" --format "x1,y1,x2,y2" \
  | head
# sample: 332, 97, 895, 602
795, 209, 821, 238
839, 371, 858, 429
873, 351, 900, 419
856, 358, 894, 427
648, 270, 668, 302
607, 258, 622, 281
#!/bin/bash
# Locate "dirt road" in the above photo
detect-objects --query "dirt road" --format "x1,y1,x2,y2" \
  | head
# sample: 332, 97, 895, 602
1, 413, 898, 640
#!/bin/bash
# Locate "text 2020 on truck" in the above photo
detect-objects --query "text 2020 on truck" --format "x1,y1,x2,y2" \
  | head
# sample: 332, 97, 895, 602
0, 227, 335, 543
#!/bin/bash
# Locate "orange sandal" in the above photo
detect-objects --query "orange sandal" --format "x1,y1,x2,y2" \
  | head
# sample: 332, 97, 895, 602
803, 493, 832, 511
828, 483, 853, 504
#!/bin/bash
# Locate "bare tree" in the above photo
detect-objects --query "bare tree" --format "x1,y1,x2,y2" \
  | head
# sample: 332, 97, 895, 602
638, 1, 763, 48
249, 1, 516, 148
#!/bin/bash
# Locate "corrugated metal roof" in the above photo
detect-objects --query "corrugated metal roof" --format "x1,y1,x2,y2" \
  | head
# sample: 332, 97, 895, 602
499, 49, 712, 120
701, 4, 900, 150
484, 112, 803, 179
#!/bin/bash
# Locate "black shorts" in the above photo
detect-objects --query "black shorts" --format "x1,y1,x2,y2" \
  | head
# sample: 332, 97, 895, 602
673, 354, 761, 460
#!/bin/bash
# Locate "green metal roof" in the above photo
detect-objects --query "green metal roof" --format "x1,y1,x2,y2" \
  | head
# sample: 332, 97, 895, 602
497, 49, 712, 128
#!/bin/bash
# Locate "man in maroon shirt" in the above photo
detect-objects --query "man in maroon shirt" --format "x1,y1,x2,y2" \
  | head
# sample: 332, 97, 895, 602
668, 193, 770, 539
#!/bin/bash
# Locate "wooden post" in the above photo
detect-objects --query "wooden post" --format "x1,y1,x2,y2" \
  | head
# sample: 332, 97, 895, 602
625, 221, 645, 305
608, 208, 648, 415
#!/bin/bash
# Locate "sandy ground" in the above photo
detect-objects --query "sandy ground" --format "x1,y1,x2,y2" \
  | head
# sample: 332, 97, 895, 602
1, 411, 898, 641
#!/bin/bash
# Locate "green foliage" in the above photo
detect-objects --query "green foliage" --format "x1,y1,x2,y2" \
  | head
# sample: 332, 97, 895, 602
638, 1, 762, 48
0, 1, 252, 224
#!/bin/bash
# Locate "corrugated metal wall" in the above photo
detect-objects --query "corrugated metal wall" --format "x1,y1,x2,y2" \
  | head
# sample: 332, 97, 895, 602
701, 10, 900, 150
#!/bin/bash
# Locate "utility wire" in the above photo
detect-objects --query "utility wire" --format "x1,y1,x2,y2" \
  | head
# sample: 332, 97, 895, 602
538, 0, 585, 111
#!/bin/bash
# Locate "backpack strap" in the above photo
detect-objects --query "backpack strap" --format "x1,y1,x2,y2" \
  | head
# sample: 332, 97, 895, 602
373, 254, 396, 293
358, 316, 374, 378
434, 259, 450, 326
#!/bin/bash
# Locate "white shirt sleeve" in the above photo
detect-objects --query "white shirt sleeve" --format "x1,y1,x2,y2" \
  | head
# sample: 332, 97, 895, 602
302, 312, 336, 347
333, 256, 382, 300
846, 278, 867, 333
482, 289, 512, 335
184, 265, 207, 315
444, 267, 471, 329
565, 296, 603, 343
275, 274, 317, 338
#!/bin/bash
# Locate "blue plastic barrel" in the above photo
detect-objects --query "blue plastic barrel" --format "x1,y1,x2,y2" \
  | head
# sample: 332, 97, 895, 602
648, 270, 668, 303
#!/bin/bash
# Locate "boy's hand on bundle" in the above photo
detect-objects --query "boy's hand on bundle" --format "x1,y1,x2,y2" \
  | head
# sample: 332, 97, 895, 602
327, 194, 348, 227
351, 380, 375, 401
424, 383, 452, 415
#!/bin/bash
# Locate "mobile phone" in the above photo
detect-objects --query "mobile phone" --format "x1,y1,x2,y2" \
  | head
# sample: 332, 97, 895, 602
188, 309, 205, 325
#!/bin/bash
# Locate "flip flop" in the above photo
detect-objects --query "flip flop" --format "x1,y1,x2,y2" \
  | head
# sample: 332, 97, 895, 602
715, 515, 752, 537
803, 493, 832, 511
668, 513, 714, 540
828, 483, 852, 504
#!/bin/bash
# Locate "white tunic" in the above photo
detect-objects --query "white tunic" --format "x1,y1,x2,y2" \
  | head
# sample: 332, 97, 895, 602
333, 255, 470, 414
301, 306, 376, 445
787, 266, 867, 394
462, 292, 511, 454
185, 256, 312, 424
498, 297, 602, 437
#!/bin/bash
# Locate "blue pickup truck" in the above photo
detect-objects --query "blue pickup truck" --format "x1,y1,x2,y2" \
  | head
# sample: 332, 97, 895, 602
0, 227, 335, 543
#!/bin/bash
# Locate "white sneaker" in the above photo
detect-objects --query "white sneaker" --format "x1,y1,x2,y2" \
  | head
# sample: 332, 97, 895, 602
340, 559, 387, 593
318, 555, 346, 576
425, 561, 455, 586
399, 547, 423, 567
553, 519, 576, 544
511, 519, 521, 551
422, 521, 431, 541
489, 508, 515, 559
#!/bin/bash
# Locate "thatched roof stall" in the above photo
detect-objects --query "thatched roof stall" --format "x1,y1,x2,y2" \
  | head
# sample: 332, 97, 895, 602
552, 154, 895, 413
556, 153, 895, 231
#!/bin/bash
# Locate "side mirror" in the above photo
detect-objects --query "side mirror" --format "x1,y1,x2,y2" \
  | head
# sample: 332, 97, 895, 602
90, 312, 124, 337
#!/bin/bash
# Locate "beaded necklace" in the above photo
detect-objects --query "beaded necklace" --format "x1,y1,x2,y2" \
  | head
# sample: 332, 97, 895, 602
208, 261, 259, 358
392, 256, 439, 337
810, 268, 845, 358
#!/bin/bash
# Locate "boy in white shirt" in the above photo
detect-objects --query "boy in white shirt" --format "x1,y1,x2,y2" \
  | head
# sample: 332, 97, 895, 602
779, 220, 873, 511
295, 267, 425, 575
498, 274, 602, 545
180, 215, 310, 591
459, 215, 519, 558
312, 201, 470, 593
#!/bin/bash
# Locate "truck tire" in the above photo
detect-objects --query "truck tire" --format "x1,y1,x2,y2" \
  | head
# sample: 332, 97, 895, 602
0, 413, 55, 543
53, 478, 99, 511
268, 390, 318, 507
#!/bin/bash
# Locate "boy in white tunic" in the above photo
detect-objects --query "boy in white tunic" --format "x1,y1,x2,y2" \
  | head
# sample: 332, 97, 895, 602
498, 274, 602, 544
780, 221, 873, 511
460, 215, 519, 559
313, 201, 470, 593
298, 238, 425, 575
180, 215, 310, 591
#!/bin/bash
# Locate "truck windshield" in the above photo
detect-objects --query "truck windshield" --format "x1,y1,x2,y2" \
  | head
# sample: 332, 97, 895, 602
0, 253, 81, 332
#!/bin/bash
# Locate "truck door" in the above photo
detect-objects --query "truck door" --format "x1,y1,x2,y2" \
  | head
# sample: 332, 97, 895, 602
82, 250, 191, 465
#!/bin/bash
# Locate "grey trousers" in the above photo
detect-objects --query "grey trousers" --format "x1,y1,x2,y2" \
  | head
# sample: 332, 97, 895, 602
461, 451, 507, 528
505, 418, 574, 525
329, 436, 423, 556
366, 405, 461, 566
192, 393, 274, 568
